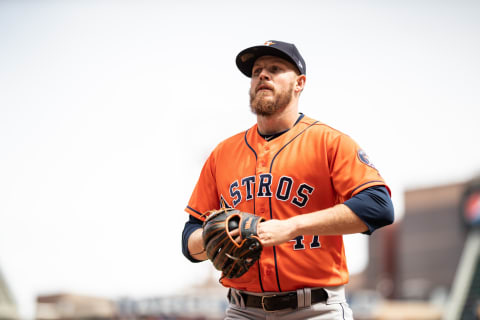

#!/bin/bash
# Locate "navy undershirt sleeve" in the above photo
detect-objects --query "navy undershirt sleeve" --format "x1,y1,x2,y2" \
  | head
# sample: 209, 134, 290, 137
181, 215, 204, 262
343, 185, 394, 235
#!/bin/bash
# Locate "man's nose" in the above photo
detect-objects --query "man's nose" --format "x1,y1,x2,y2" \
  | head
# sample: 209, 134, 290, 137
259, 69, 271, 81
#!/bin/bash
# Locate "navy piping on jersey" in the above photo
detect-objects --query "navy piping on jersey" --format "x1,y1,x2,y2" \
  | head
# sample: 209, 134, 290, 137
246, 114, 307, 291
258, 113, 305, 141
350, 180, 385, 197
266, 120, 319, 292
270, 218, 281, 291
268, 120, 319, 187
244, 130, 258, 160
186, 205, 203, 216
243, 128, 265, 292
244, 130, 258, 217
295, 113, 305, 124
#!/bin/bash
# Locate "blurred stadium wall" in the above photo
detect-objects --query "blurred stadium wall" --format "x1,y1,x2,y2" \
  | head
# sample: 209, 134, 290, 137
348, 177, 480, 320
0, 267, 19, 320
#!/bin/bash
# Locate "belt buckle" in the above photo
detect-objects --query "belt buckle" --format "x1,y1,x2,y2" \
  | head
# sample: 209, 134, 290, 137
261, 295, 277, 312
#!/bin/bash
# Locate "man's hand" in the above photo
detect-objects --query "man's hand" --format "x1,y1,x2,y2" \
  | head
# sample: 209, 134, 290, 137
256, 219, 297, 247
229, 218, 296, 247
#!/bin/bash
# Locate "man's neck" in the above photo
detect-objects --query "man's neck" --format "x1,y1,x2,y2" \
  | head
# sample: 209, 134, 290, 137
257, 105, 300, 135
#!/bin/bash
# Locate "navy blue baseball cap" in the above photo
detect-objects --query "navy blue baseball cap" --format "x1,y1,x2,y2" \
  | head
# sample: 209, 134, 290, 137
236, 40, 306, 77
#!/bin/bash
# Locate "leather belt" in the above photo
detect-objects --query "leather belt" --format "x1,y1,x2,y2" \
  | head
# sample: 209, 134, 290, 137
232, 288, 328, 312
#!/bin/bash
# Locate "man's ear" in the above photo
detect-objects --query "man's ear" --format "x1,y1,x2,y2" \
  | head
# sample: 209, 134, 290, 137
295, 75, 306, 93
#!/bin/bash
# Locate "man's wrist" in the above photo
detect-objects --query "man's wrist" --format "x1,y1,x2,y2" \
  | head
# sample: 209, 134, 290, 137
288, 215, 304, 239
188, 228, 207, 260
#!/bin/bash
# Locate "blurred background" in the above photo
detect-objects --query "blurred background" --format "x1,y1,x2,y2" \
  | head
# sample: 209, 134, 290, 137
0, 0, 479, 319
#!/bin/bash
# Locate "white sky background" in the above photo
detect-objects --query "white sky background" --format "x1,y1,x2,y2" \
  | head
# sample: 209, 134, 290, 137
1, 0, 479, 318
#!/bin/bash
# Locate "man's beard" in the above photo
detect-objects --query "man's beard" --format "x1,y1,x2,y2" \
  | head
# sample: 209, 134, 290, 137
249, 83, 294, 116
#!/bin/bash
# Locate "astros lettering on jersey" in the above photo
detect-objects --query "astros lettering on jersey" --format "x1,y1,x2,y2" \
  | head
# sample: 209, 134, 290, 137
185, 114, 389, 293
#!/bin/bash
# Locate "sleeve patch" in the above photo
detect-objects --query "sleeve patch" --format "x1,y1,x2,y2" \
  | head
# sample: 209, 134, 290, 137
357, 149, 377, 170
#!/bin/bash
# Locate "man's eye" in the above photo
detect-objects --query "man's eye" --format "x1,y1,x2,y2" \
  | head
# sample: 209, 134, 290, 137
270, 66, 279, 73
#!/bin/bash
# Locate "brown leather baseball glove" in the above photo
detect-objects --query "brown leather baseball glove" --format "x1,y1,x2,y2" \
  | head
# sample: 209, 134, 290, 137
202, 208, 264, 279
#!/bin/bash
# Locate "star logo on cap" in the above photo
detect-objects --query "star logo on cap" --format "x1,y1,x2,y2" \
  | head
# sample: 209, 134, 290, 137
264, 41, 275, 46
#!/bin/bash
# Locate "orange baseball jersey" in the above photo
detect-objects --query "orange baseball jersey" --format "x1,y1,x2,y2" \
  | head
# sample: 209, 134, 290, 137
185, 114, 389, 293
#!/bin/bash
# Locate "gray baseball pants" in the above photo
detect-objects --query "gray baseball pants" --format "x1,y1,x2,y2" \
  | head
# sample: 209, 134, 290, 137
225, 286, 354, 320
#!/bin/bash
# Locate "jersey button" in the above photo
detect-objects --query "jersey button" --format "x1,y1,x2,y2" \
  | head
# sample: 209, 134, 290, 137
258, 208, 265, 213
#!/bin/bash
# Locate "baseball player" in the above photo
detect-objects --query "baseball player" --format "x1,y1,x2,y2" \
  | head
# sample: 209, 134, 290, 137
182, 40, 394, 319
